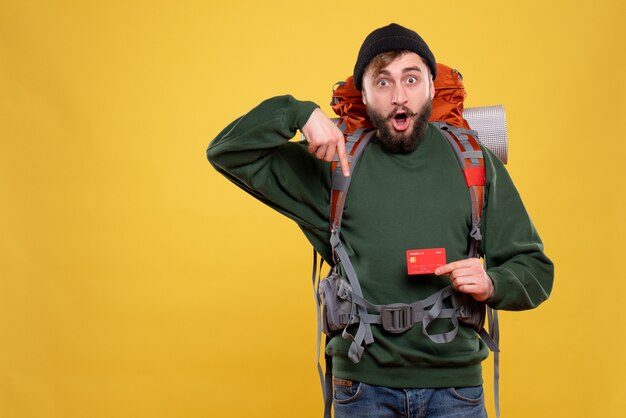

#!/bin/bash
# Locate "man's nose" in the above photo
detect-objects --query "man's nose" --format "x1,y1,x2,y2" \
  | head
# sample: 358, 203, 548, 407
391, 85, 408, 106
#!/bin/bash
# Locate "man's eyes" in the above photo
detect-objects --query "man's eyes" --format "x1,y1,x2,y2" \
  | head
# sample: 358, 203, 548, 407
376, 77, 419, 86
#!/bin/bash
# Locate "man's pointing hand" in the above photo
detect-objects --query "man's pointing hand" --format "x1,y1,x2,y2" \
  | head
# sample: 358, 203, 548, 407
302, 108, 350, 177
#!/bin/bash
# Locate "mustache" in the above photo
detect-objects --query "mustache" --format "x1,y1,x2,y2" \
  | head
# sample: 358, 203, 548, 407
386, 106, 417, 119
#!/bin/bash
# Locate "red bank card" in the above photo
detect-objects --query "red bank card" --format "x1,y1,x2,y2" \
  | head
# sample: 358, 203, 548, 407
406, 248, 446, 275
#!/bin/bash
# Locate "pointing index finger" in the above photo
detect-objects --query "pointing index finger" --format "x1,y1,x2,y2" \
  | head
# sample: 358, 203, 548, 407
336, 138, 350, 177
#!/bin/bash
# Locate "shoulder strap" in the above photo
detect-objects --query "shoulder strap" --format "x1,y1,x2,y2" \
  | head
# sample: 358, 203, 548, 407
329, 121, 375, 234
318, 124, 375, 418
327, 122, 376, 363
434, 122, 501, 417
432, 122, 485, 258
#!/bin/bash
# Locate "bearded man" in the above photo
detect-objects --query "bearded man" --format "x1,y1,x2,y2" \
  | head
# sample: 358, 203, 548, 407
207, 23, 553, 418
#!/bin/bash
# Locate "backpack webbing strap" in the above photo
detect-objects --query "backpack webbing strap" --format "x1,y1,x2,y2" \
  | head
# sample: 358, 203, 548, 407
330, 229, 374, 362
347, 284, 464, 343
477, 324, 500, 353
486, 260, 501, 417
435, 123, 501, 416
312, 127, 375, 416
327, 128, 376, 362
312, 251, 332, 418
433, 123, 486, 258
323, 352, 332, 418
330, 127, 375, 233
490, 309, 500, 417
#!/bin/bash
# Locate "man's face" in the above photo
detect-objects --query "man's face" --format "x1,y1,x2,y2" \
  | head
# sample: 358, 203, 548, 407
362, 52, 435, 153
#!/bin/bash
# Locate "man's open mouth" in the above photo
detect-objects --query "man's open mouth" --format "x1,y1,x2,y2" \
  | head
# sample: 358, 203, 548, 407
391, 112, 410, 132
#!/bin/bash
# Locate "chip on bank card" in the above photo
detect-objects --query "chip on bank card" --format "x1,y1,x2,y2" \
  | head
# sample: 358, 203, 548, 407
406, 248, 446, 275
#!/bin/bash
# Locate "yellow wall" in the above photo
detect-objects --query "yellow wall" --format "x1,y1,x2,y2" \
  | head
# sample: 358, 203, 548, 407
1, 0, 624, 417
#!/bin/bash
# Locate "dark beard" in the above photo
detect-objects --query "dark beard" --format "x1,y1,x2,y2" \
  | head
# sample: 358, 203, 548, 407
367, 100, 432, 153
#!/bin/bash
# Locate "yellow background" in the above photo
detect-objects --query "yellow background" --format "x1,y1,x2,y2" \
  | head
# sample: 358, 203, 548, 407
1, 0, 625, 417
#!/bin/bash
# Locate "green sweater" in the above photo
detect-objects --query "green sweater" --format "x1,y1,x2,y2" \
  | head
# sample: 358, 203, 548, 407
207, 95, 554, 388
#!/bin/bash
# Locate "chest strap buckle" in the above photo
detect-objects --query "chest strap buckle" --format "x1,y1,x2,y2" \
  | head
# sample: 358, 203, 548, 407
381, 303, 414, 334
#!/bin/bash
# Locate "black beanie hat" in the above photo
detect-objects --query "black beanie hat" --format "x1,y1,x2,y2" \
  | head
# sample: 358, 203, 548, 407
353, 23, 437, 91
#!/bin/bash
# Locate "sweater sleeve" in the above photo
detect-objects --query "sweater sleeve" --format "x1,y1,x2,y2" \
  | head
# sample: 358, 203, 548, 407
206, 95, 333, 257
480, 148, 555, 311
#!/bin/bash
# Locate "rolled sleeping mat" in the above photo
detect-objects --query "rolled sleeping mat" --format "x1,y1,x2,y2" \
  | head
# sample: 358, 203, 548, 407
463, 105, 508, 164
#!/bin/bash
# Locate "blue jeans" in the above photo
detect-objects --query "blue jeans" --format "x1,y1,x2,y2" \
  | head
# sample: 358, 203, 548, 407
333, 378, 487, 418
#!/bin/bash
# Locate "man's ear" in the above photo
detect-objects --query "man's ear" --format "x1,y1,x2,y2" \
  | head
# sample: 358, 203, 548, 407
429, 77, 435, 100
361, 86, 368, 105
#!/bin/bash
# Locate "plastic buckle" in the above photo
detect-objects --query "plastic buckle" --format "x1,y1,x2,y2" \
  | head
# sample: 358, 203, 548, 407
381, 304, 414, 334
337, 280, 352, 300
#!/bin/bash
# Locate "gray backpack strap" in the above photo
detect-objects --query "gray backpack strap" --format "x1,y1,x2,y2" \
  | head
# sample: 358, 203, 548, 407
433, 122, 485, 257
322, 353, 333, 418
486, 261, 501, 417
315, 128, 374, 416
435, 122, 501, 417
330, 128, 372, 232
312, 250, 324, 386
329, 229, 375, 363
343, 284, 468, 344
328, 129, 377, 363
311, 250, 333, 418
491, 311, 500, 417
